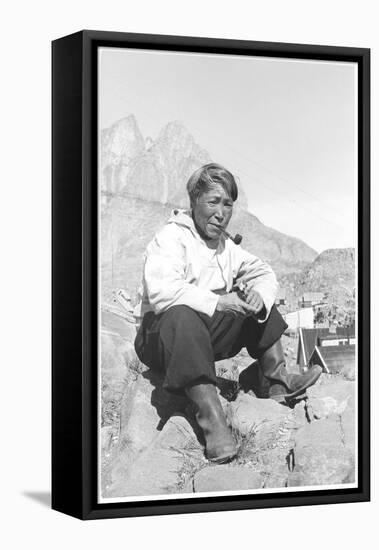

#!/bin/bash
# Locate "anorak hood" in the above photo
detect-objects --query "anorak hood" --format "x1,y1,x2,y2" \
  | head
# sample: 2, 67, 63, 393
167, 209, 196, 232
167, 208, 226, 244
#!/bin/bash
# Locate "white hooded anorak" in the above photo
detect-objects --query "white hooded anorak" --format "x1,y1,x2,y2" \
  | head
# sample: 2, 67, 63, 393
136, 209, 278, 323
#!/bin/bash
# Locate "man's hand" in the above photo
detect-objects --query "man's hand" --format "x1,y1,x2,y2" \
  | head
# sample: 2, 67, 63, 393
244, 288, 265, 317
216, 292, 259, 317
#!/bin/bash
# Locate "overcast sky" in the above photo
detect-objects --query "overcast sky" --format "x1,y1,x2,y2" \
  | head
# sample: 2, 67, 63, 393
99, 47, 357, 254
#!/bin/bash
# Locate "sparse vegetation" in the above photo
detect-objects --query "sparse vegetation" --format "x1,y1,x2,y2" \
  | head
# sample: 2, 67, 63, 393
128, 356, 146, 379
101, 395, 121, 428
232, 425, 259, 466
171, 439, 208, 492
171, 414, 267, 492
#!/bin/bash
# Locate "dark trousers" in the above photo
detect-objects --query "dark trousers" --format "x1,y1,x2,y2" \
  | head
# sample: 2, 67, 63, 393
134, 304, 288, 394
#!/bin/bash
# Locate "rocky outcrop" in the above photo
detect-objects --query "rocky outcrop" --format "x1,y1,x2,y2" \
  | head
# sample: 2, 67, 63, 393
108, 415, 203, 497
305, 376, 355, 420
278, 247, 356, 315
100, 308, 357, 498
193, 465, 264, 493
287, 416, 355, 487
299, 248, 355, 295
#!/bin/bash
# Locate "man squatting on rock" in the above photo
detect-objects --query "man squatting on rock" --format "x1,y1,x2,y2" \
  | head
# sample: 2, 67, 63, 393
134, 163, 322, 463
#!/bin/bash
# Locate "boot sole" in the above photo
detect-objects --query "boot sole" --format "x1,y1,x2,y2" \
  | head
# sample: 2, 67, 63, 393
207, 450, 238, 464
269, 366, 323, 401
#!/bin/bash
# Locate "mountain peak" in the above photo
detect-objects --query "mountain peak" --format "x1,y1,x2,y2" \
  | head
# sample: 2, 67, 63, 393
155, 120, 196, 153
110, 113, 140, 131
158, 119, 191, 137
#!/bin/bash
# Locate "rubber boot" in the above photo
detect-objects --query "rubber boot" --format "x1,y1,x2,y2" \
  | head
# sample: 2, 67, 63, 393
259, 340, 322, 401
185, 382, 237, 463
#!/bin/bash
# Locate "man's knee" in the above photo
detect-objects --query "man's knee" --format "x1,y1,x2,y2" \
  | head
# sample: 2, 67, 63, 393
161, 305, 200, 325
244, 305, 288, 358
160, 305, 207, 335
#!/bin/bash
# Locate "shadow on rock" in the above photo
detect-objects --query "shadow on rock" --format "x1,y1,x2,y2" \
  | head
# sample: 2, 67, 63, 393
142, 369, 242, 446
216, 375, 240, 402
141, 369, 196, 431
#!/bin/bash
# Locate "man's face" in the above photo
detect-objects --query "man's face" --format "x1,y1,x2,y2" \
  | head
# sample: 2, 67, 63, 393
192, 183, 234, 244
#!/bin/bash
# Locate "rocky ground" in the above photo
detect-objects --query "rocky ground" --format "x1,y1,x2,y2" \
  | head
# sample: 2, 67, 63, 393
100, 309, 356, 499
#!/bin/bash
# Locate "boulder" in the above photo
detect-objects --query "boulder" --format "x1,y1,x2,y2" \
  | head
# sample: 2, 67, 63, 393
340, 407, 356, 454
292, 400, 308, 427
306, 378, 355, 420
106, 415, 203, 498
109, 370, 189, 471
153, 414, 200, 450
340, 362, 356, 381
263, 472, 290, 489
101, 331, 137, 428
226, 393, 290, 437
101, 426, 114, 455
101, 309, 137, 342
118, 375, 163, 456
193, 465, 264, 493
226, 393, 299, 489
101, 332, 134, 384
288, 415, 355, 487
107, 447, 184, 497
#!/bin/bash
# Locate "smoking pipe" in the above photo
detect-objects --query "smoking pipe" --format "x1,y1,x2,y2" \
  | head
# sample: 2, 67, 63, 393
219, 227, 243, 245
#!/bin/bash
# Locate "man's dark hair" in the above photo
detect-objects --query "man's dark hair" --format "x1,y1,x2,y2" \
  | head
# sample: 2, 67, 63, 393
186, 163, 239, 206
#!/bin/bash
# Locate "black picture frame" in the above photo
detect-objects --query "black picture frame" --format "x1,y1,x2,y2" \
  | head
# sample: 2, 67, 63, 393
52, 30, 370, 520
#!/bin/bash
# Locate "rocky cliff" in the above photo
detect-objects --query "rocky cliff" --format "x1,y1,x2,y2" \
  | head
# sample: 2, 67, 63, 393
278, 247, 356, 314
299, 248, 355, 294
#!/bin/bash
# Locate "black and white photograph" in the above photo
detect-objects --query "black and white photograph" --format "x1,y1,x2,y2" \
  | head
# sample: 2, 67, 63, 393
98, 46, 359, 502
3, 0, 378, 542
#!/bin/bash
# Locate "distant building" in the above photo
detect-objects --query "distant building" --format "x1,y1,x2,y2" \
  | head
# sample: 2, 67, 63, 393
318, 333, 350, 346
308, 344, 355, 375
298, 292, 326, 309
297, 324, 355, 371
275, 288, 287, 306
